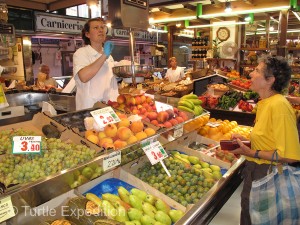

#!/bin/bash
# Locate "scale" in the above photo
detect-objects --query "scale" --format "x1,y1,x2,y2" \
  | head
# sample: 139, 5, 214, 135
108, 0, 153, 87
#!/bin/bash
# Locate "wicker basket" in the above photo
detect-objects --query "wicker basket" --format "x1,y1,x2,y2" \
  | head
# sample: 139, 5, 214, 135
207, 84, 229, 96
190, 69, 209, 79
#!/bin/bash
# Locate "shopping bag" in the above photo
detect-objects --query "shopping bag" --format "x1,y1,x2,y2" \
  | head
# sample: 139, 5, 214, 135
249, 151, 300, 225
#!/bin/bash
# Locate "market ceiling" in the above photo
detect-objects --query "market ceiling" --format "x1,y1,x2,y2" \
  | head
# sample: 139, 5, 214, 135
6, 0, 300, 30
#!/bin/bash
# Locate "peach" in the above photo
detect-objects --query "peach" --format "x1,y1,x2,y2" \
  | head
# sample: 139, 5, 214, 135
151, 120, 159, 126
87, 134, 99, 145
139, 108, 147, 114
127, 135, 138, 144
169, 118, 179, 126
117, 118, 130, 128
132, 109, 140, 115
163, 121, 173, 128
144, 127, 156, 137
104, 124, 118, 138
146, 96, 153, 103
128, 97, 136, 105
99, 137, 113, 147
175, 116, 184, 123
85, 130, 97, 139
114, 139, 127, 150
157, 111, 169, 123
98, 131, 106, 139
137, 104, 143, 109
140, 95, 146, 104
116, 112, 127, 119
135, 96, 142, 105
135, 131, 148, 141
117, 94, 126, 104
102, 142, 115, 150
178, 111, 189, 121
147, 112, 158, 120
130, 121, 144, 134
173, 107, 179, 114
118, 103, 125, 110
117, 127, 133, 141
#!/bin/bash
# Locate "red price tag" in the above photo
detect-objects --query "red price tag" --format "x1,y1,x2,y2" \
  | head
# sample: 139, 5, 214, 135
142, 141, 168, 165
13, 136, 41, 154
90, 107, 120, 128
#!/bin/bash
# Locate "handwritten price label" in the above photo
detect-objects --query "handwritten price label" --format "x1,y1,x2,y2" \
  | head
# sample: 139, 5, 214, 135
90, 107, 120, 128
173, 124, 184, 138
12, 136, 41, 154
142, 141, 168, 165
0, 196, 16, 223
155, 101, 173, 113
103, 151, 121, 171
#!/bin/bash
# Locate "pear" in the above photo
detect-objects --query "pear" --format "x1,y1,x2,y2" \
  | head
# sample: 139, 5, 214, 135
187, 156, 200, 165
200, 161, 210, 168
115, 204, 129, 222
154, 211, 172, 225
102, 193, 121, 202
154, 199, 170, 214
111, 199, 132, 211
210, 164, 221, 172
145, 194, 157, 205
101, 200, 117, 219
154, 222, 165, 225
140, 214, 156, 225
131, 220, 142, 225
142, 202, 157, 218
127, 208, 143, 221
169, 209, 184, 223
212, 171, 223, 180
125, 222, 135, 225
202, 170, 213, 179
129, 195, 143, 210
131, 188, 147, 201
118, 186, 130, 204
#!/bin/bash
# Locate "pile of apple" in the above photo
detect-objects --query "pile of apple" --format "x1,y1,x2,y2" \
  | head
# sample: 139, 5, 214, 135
85, 113, 157, 150
108, 94, 190, 128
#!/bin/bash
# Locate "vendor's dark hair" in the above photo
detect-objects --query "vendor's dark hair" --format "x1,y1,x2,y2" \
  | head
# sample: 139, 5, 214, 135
259, 56, 291, 93
82, 17, 106, 45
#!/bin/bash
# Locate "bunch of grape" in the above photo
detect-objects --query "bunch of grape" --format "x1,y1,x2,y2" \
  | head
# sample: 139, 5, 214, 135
0, 129, 96, 187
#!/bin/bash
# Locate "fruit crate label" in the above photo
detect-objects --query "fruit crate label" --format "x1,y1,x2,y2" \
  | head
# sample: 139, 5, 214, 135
0, 196, 16, 223
142, 141, 168, 165
155, 101, 173, 113
12, 136, 42, 154
91, 107, 120, 128
173, 124, 183, 138
103, 151, 121, 171
207, 122, 221, 127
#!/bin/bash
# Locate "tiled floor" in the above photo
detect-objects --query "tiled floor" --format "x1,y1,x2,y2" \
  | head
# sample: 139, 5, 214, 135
209, 183, 243, 225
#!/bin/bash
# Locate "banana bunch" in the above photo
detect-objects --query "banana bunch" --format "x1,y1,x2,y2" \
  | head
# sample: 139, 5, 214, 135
178, 94, 203, 116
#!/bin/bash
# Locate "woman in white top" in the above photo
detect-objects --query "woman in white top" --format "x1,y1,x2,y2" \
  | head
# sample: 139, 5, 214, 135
73, 18, 118, 110
164, 57, 185, 82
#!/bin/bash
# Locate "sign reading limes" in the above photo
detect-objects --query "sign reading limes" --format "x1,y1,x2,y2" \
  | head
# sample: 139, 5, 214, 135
12, 136, 41, 154
90, 107, 120, 128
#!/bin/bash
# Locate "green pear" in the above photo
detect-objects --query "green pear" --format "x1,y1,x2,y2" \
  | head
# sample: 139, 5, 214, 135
131, 220, 142, 225
81, 166, 94, 179
145, 194, 157, 205
118, 186, 130, 204
101, 200, 117, 219
154, 211, 172, 225
115, 204, 129, 222
188, 156, 200, 165
200, 161, 210, 168
212, 171, 222, 180
129, 194, 143, 210
127, 208, 143, 221
142, 202, 157, 218
193, 164, 202, 169
125, 222, 135, 225
154, 199, 170, 214
154, 222, 165, 225
102, 193, 121, 203
169, 209, 184, 223
210, 164, 221, 172
179, 153, 189, 159
140, 214, 156, 225
202, 170, 213, 179
131, 188, 147, 201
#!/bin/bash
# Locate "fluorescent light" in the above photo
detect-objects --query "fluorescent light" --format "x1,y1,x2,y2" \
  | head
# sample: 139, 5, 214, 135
187, 21, 248, 28
149, 16, 197, 24
148, 28, 168, 33
292, 11, 300, 22
269, 26, 274, 31
199, 5, 290, 19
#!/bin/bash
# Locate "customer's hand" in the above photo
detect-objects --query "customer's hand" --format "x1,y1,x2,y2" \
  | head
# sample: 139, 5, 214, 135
104, 41, 114, 58
231, 133, 249, 141
230, 138, 253, 157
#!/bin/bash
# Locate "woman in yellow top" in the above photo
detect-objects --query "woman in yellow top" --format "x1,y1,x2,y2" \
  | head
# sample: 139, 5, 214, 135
231, 56, 300, 225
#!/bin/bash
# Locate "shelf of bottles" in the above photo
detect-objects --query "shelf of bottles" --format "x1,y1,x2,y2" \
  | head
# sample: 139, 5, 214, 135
191, 37, 210, 60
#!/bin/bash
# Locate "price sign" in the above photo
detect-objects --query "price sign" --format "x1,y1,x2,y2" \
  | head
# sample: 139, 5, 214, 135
173, 124, 184, 138
90, 107, 120, 128
142, 141, 168, 165
155, 101, 173, 113
206, 122, 221, 128
12, 136, 41, 154
0, 196, 16, 223
103, 151, 121, 171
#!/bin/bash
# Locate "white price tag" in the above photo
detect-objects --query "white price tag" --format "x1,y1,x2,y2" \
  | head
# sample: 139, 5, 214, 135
155, 101, 173, 113
142, 141, 168, 165
206, 122, 221, 128
90, 107, 120, 128
0, 196, 16, 223
12, 136, 41, 154
103, 151, 121, 171
173, 124, 184, 138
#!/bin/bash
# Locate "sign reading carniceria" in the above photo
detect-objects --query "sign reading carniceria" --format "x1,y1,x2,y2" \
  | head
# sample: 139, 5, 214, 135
35, 12, 86, 34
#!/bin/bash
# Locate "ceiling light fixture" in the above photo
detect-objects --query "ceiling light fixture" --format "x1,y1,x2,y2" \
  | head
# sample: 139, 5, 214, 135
176, 22, 181, 27
198, 5, 290, 19
187, 21, 248, 29
225, 1, 232, 13
149, 16, 197, 24
86, 0, 98, 9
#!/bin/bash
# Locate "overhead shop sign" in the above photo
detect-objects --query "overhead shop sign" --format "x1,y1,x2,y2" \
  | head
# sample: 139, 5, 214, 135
113, 29, 161, 42
35, 12, 86, 34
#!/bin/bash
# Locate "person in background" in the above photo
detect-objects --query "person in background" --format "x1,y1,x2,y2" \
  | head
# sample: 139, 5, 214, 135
229, 56, 300, 225
164, 57, 185, 82
38, 64, 57, 88
73, 17, 118, 110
